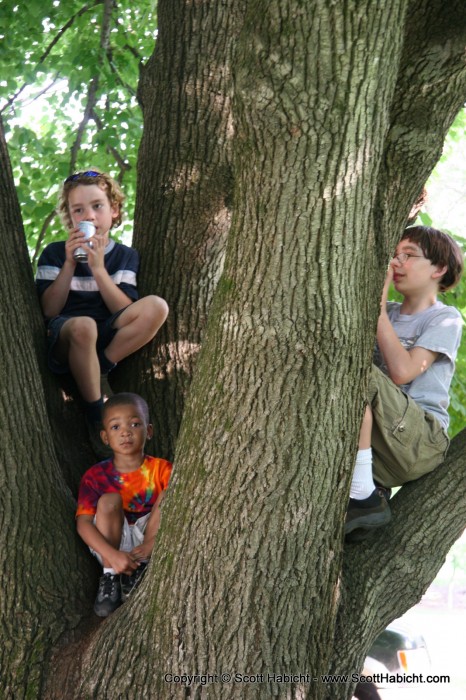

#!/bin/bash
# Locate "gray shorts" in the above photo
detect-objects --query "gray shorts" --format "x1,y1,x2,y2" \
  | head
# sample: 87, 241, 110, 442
369, 365, 449, 487
90, 513, 150, 565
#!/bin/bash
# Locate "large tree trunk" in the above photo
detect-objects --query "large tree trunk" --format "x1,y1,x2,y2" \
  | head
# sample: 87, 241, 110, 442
1, 1, 465, 699
63, 1, 466, 699
113, 0, 235, 460
0, 117, 96, 699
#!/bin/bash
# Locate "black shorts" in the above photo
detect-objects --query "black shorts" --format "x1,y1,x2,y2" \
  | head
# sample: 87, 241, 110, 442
45, 309, 126, 374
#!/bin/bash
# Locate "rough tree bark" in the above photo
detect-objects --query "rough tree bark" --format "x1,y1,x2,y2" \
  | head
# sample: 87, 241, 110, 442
113, 0, 235, 460
66, 1, 466, 699
0, 117, 96, 699
1, 1, 465, 699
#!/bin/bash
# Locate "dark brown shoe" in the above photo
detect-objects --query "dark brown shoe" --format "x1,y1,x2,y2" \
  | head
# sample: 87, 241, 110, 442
345, 488, 391, 536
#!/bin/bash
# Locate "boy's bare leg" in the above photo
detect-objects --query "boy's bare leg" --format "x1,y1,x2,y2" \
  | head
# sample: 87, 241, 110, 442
358, 404, 373, 449
120, 497, 164, 597
54, 317, 102, 402
131, 492, 166, 563
104, 296, 168, 364
95, 493, 124, 568
92, 494, 127, 617
139, 503, 162, 560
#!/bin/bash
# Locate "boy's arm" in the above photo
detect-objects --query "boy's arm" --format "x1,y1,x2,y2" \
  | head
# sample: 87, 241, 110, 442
39, 230, 95, 318
76, 514, 139, 575
40, 229, 85, 317
86, 235, 134, 313
377, 267, 438, 385
40, 260, 76, 318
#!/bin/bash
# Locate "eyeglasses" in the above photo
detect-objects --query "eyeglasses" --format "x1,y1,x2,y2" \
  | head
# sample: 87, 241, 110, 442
64, 171, 100, 183
392, 253, 425, 264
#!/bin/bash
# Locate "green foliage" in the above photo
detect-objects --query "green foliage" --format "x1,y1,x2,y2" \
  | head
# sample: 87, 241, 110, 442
423, 108, 466, 242
1, 4, 465, 439
0, 0, 158, 265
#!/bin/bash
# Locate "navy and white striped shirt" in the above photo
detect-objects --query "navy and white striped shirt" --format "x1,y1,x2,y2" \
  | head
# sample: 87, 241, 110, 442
35, 239, 139, 322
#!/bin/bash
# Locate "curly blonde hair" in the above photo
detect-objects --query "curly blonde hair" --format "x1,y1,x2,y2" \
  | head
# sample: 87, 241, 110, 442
57, 169, 125, 230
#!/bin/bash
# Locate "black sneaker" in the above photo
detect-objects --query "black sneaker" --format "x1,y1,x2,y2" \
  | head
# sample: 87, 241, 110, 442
93, 573, 122, 617
345, 488, 391, 536
121, 562, 148, 601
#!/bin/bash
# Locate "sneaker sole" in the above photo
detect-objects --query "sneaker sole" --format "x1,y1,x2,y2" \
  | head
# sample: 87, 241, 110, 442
345, 526, 382, 542
93, 601, 122, 618
344, 508, 391, 535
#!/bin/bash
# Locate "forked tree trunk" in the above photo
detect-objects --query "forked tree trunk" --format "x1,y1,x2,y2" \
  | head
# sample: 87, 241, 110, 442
69, 2, 466, 699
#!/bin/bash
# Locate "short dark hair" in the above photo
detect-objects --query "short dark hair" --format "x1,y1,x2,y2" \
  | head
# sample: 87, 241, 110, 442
102, 393, 150, 424
402, 226, 464, 292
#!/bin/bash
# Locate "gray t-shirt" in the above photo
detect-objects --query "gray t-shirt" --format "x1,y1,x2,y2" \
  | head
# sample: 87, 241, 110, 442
374, 301, 463, 429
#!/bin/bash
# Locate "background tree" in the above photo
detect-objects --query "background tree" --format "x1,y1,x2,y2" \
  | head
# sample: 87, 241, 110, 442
0, 1, 466, 699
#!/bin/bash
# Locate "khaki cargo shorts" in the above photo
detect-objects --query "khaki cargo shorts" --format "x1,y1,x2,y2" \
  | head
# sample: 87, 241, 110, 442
368, 365, 450, 488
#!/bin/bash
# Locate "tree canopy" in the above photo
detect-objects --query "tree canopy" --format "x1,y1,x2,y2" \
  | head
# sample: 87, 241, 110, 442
1, 0, 156, 260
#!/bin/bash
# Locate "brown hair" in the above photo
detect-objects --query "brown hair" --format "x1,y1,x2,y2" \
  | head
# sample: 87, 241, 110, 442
102, 393, 150, 424
57, 169, 125, 230
402, 226, 464, 292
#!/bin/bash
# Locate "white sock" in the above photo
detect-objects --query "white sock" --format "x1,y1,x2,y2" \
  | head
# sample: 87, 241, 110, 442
103, 567, 116, 576
350, 448, 376, 499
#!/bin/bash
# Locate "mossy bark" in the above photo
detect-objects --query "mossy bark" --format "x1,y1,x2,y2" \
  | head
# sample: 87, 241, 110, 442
0, 118, 96, 700
113, 0, 236, 461
73, 2, 466, 700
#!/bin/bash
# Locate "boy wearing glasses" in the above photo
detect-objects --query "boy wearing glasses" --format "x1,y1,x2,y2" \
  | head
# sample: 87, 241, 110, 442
35, 170, 168, 452
346, 226, 464, 537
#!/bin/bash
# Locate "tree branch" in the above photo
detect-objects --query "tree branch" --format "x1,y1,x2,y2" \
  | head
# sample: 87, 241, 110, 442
69, 0, 115, 171
90, 108, 132, 179
32, 209, 57, 269
374, 0, 466, 256
332, 427, 466, 679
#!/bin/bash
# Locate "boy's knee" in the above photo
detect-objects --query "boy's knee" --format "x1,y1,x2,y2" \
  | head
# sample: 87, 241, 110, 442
96, 493, 123, 515
149, 295, 169, 321
140, 295, 169, 327
66, 316, 98, 345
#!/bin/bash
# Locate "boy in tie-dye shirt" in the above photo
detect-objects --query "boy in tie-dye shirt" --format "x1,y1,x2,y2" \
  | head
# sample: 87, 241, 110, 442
76, 392, 172, 617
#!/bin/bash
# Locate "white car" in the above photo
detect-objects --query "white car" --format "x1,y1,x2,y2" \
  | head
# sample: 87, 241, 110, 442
358, 621, 431, 699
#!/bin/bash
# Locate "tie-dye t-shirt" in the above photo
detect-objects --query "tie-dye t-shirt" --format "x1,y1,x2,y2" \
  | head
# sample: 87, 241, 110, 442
76, 455, 172, 524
